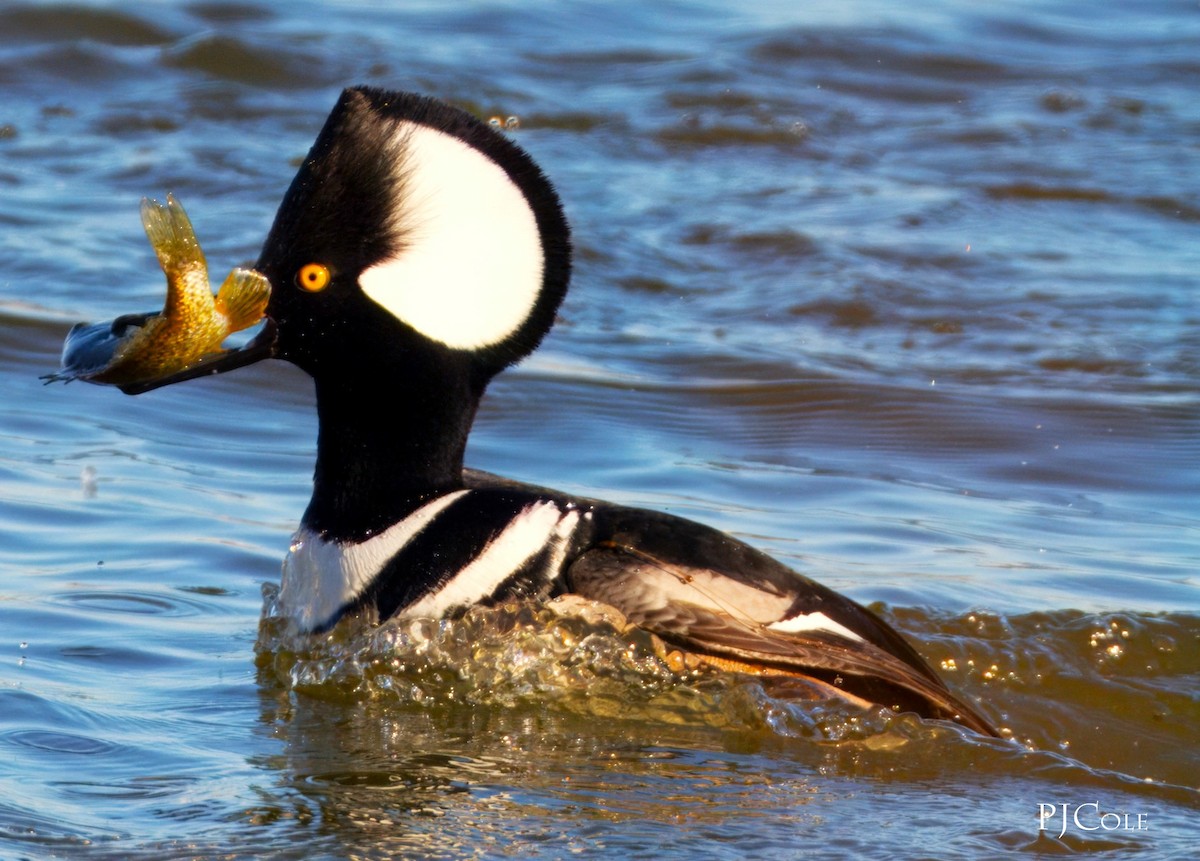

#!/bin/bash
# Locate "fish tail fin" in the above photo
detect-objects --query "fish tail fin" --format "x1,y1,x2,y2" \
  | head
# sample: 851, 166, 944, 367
214, 268, 271, 331
141, 193, 207, 278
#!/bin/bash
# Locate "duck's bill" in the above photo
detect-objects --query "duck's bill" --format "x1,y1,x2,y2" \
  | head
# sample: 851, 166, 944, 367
44, 316, 277, 395
116, 321, 277, 394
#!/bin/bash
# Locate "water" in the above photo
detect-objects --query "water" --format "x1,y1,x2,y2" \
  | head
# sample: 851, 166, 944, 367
2, 0, 1197, 857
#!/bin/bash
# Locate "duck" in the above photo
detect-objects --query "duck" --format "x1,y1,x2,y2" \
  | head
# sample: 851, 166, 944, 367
114, 86, 997, 736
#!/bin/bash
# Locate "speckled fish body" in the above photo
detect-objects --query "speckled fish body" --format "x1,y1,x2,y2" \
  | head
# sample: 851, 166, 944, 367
49, 194, 269, 387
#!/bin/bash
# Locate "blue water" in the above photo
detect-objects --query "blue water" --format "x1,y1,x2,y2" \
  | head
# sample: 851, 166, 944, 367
1, 1, 1197, 858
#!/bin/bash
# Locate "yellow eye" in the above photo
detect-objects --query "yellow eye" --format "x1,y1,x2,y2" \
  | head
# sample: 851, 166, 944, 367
296, 263, 331, 292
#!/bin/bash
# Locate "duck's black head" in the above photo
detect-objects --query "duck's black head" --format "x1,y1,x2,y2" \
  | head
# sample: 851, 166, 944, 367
129, 87, 572, 535
256, 87, 571, 386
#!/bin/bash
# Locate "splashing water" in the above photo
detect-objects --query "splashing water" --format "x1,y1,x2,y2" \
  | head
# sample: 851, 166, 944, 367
254, 585, 916, 744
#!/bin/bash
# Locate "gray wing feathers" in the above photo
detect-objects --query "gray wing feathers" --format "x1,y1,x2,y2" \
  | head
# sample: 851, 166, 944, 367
566, 543, 997, 735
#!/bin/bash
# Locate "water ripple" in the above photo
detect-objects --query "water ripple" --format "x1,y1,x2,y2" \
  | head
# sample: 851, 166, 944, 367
0, 5, 171, 46
54, 589, 206, 617
5, 729, 118, 756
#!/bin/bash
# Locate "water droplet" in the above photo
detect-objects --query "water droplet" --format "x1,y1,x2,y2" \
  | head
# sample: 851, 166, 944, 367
489, 115, 520, 131
80, 465, 98, 498
1152, 633, 1176, 653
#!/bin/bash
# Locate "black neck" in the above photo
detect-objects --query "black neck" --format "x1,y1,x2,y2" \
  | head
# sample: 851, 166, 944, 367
301, 363, 482, 541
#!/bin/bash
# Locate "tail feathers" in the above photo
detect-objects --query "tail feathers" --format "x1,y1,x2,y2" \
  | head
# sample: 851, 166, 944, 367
660, 610, 999, 736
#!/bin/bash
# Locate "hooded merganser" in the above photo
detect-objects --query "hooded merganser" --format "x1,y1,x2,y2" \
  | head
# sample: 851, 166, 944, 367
77, 87, 997, 736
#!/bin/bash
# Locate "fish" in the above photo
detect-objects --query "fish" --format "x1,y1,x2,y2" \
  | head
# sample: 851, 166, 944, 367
45, 193, 269, 388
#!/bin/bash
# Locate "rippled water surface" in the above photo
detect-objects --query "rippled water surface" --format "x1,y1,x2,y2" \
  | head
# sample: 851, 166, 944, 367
2, 1, 1197, 858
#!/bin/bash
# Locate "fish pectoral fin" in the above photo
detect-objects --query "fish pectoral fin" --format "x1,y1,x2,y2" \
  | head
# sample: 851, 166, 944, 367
214, 268, 271, 332
141, 193, 208, 280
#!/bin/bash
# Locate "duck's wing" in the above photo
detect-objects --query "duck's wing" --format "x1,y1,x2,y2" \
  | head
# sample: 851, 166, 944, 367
567, 505, 998, 735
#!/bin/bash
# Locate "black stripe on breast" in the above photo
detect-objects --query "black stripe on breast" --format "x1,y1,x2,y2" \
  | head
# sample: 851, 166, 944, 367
355, 488, 571, 622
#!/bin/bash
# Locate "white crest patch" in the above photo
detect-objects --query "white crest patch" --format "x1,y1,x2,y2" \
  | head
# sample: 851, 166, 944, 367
401, 501, 580, 619
768, 612, 865, 643
358, 122, 545, 350
280, 489, 469, 632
